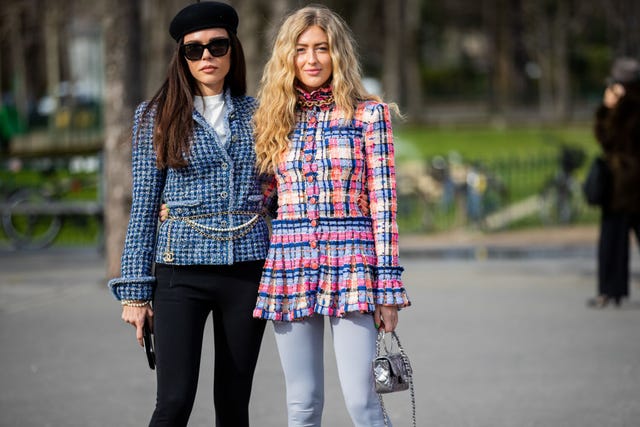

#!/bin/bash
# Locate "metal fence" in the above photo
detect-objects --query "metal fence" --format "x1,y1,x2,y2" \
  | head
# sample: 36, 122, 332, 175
396, 148, 599, 233
0, 148, 600, 250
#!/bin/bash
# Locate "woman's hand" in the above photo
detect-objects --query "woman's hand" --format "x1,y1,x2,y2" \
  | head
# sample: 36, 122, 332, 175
121, 304, 154, 347
604, 83, 625, 109
374, 305, 398, 332
159, 204, 169, 222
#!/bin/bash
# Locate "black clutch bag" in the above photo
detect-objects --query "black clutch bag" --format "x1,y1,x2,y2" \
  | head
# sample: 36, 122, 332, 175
143, 322, 156, 370
372, 331, 416, 426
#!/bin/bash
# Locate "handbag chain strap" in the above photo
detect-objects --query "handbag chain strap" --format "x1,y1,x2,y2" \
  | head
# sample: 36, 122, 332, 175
376, 331, 417, 427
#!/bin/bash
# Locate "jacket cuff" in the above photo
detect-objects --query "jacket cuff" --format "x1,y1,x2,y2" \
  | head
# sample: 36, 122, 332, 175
373, 266, 411, 307
107, 276, 155, 301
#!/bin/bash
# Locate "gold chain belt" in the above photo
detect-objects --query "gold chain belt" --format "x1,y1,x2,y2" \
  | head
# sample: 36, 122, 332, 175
162, 211, 262, 263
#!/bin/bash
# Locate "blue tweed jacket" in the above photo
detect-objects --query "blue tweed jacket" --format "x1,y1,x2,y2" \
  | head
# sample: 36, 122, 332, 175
108, 90, 270, 301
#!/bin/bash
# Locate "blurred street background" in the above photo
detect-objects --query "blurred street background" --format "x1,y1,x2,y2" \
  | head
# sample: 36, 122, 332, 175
1, 0, 640, 426
1, 0, 639, 262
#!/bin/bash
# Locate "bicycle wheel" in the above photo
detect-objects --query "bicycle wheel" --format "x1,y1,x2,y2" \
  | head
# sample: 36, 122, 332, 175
539, 181, 577, 225
2, 188, 62, 249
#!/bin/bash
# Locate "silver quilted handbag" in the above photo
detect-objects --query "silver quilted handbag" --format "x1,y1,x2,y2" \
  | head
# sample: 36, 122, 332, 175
373, 331, 416, 426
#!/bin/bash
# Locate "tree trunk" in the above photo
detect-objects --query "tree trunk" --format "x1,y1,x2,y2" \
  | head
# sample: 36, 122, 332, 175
403, 0, 423, 122
103, 0, 142, 279
482, 0, 502, 115
613, 0, 640, 57
552, 0, 570, 120
141, 0, 169, 99
236, 0, 268, 97
509, 0, 529, 97
44, 6, 60, 109
7, 2, 29, 121
493, 0, 512, 117
382, 0, 402, 104
622, 1, 640, 57
532, 0, 554, 119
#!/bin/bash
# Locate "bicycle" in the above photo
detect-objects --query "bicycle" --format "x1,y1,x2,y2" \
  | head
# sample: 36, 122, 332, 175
396, 155, 508, 232
1, 159, 102, 249
2, 186, 63, 249
538, 145, 586, 225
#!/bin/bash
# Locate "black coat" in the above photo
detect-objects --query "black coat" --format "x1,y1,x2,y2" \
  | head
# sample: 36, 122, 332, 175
594, 92, 640, 213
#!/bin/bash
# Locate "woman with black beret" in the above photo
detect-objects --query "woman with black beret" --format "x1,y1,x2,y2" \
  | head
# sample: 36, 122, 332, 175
108, 2, 270, 426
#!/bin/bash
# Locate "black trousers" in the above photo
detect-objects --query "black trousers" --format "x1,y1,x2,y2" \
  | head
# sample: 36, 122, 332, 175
149, 260, 266, 427
598, 211, 640, 299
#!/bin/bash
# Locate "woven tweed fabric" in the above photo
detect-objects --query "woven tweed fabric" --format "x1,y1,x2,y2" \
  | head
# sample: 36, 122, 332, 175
253, 94, 410, 321
108, 90, 270, 302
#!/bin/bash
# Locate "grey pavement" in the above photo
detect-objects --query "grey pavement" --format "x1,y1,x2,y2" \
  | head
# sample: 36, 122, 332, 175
1, 227, 640, 427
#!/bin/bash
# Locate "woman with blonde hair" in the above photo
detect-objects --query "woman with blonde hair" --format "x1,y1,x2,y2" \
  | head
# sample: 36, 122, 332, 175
252, 5, 410, 426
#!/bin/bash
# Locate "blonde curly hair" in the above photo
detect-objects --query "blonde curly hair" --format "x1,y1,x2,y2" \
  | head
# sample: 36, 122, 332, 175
253, 5, 380, 174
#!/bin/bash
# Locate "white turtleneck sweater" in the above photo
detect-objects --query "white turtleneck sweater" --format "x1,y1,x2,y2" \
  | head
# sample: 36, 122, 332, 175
194, 94, 229, 147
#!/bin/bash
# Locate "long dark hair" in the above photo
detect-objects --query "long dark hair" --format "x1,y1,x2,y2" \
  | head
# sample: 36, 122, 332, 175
142, 30, 247, 169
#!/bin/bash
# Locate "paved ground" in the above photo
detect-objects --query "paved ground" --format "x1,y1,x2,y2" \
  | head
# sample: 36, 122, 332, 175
400, 224, 600, 259
2, 226, 640, 427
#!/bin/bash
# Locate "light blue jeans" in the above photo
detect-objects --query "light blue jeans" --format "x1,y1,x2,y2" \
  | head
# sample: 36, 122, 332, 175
273, 312, 389, 427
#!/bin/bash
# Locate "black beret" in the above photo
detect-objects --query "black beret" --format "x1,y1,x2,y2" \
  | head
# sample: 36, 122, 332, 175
169, 2, 239, 42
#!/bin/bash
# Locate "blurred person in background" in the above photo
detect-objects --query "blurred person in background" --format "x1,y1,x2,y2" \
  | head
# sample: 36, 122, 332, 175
588, 57, 640, 308
107, 3, 270, 426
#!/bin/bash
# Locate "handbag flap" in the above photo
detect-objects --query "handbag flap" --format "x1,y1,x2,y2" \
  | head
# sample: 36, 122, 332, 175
375, 353, 409, 381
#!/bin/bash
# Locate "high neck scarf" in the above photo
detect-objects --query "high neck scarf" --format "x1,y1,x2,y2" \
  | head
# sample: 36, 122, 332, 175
296, 85, 335, 111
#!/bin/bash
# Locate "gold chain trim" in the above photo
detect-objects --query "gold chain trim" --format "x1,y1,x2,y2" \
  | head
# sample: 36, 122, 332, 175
162, 211, 262, 263
297, 94, 335, 110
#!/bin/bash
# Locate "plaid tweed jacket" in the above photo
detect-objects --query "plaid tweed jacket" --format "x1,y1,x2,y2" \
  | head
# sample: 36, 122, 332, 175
253, 99, 409, 321
108, 91, 270, 301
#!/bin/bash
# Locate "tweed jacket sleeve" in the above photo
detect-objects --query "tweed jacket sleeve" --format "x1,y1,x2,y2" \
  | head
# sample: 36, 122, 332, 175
361, 102, 405, 299
107, 102, 166, 301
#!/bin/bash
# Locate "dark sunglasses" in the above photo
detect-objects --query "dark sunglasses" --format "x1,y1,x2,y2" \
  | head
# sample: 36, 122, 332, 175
182, 38, 230, 61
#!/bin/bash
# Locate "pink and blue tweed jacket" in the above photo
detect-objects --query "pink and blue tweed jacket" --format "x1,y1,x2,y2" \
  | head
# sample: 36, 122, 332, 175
253, 88, 410, 321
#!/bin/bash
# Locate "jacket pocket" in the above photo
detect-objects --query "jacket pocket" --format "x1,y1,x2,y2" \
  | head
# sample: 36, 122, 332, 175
164, 199, 201, 216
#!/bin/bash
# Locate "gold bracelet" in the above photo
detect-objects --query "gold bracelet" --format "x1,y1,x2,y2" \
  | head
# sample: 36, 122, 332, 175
121, 300, 151, 307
